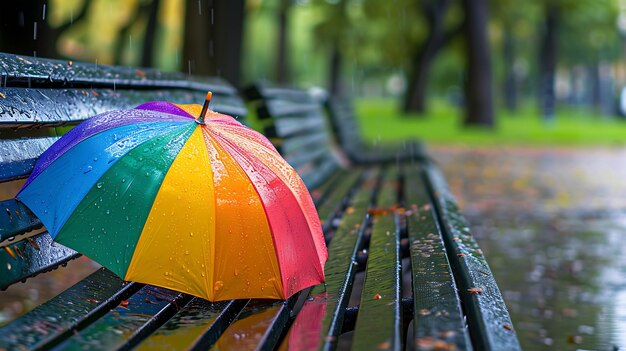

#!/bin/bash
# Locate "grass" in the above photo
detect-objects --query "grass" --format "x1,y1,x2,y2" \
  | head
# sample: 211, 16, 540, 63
354, 98, 626, 147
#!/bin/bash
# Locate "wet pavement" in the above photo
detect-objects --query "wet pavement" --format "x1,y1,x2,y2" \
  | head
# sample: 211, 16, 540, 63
431, 146, 626, 350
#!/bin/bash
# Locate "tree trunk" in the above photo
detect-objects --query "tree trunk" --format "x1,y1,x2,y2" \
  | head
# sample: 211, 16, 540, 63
403, 0, 452, 114
539, 4, 558, 122
141, 0, 160, 67
328, 43, 342, 95
275, 0, 290, 84
503, 25, 517, 112
183, 0, 245, 87
0, 0, 89, 59
461, 0, 494, 127
589, 62, 600, 109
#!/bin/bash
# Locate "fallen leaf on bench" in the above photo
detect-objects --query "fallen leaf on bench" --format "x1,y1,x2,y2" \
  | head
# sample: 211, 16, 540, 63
4, 246, 16, 259
467, 287, 483, 295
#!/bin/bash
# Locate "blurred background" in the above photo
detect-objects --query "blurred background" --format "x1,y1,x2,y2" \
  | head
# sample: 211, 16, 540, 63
2, 0, 626, 349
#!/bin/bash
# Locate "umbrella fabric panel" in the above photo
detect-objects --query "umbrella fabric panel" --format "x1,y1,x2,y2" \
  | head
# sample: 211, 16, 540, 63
53, 124, 197, 278
216, 124, 327, 266
23, 109, 191, 188
213, 131, 324, 298
202, 131, 284, 301
125, 127, 216, 300
136, 101, 196, 119
17, 122, 188, 237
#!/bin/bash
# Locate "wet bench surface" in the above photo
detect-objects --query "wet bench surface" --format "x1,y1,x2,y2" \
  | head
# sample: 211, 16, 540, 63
0, 54, 521, 350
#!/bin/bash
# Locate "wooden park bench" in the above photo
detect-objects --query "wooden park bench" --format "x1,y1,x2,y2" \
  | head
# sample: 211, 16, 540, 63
0, 53, 521, 350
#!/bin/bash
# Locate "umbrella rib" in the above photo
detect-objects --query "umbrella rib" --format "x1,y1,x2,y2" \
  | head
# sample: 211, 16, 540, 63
198, 127, 217, 301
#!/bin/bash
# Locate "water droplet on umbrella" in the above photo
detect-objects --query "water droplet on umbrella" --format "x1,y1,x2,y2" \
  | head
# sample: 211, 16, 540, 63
214, 281, 224, 291
106, 210, 110, 215
96, 182, 103, 189
190, 232, 194, 237
121, 178, 126, 183
234, 269, 239, 276
6, 263, 11, 270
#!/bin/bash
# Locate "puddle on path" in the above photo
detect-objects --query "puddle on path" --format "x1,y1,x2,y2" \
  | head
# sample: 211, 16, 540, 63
432, 146, 626, 350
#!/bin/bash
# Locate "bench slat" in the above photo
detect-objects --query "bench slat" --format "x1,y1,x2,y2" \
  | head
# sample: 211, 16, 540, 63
135, 299, 241, 351
276, 132, 329, 155
316, 171, 361, 229
0, 199, 41, 241
352, 168, 402, 351
405, 165, 469, 349
299, 156, 341, 190
0, 232, 79, 290
244, 83, 312, 103
0, 137, 58, 183
269, 115, 328, 138
424, 163, 521, 350
279, 168, 380, 350
0, 88, 246, 127
186, 299, 249, 350
50, 285, 189, 350
259, 100, 322, 119
0, 53, 236, 95
211, 301, 283, 350
0, 268, 140, 350
284, 145, 332, 170
309, 168, 342, 204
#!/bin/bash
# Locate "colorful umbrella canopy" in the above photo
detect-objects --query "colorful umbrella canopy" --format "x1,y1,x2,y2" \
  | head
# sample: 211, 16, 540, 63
17, 93, 327, 301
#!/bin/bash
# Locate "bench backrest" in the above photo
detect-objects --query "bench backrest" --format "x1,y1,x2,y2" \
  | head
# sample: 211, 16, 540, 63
244, 82, 341, 189
0, 53, 247, 290
325, 96, 364, 153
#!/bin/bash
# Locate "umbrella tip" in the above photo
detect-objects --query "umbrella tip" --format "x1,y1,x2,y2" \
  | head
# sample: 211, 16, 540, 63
197, 91, 213, 125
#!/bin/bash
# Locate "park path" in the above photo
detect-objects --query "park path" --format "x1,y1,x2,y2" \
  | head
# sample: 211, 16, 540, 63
431, 146, 626, 351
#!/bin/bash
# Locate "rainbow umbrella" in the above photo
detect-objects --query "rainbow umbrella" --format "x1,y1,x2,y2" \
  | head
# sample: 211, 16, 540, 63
17, 93, 327, 301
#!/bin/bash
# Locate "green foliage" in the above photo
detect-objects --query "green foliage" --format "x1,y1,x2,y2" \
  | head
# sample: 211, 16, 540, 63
559, 0, 621, 64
